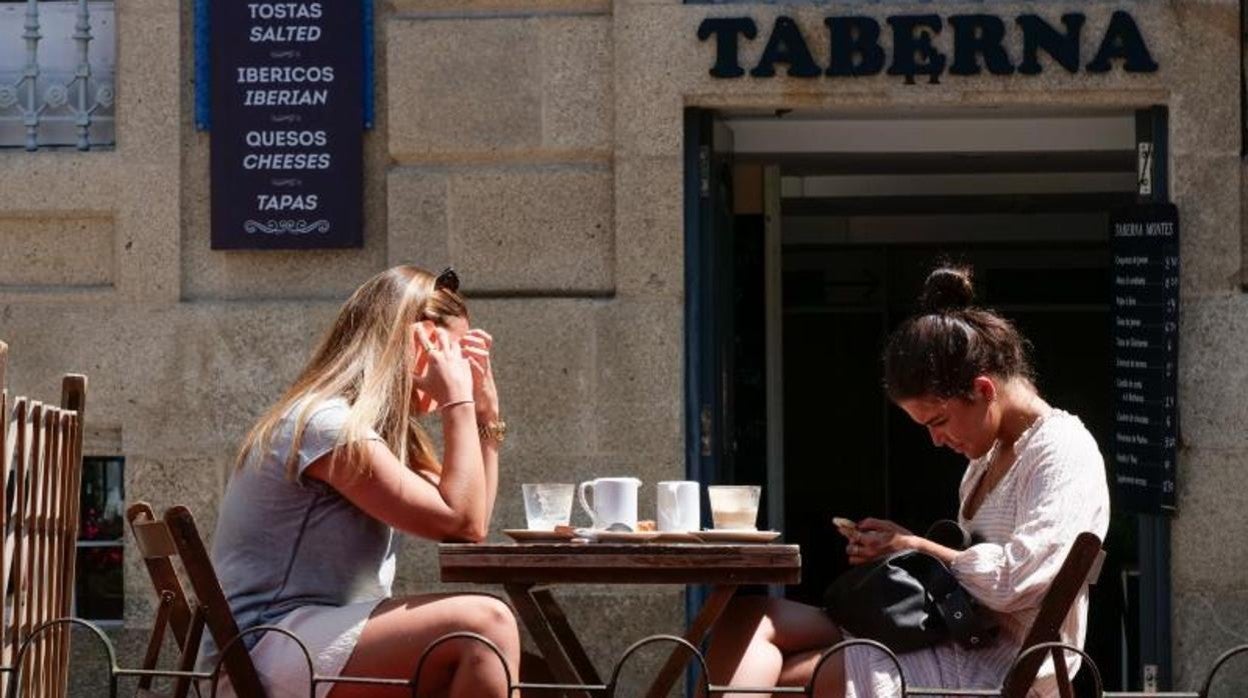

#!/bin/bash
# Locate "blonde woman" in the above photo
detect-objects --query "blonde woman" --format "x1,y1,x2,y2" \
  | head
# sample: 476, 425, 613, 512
203, 266, 518, 698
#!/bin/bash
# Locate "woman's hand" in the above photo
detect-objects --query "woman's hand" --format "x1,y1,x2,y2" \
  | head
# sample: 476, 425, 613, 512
460, 328, 500, 421
846, 518, 917, 566
412, 322, 475, 408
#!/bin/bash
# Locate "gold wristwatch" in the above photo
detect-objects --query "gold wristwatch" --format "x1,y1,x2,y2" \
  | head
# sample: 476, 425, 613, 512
478, 419, 507, 443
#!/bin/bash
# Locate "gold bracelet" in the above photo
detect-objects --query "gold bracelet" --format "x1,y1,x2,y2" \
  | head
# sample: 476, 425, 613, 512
478, 419, 507, 443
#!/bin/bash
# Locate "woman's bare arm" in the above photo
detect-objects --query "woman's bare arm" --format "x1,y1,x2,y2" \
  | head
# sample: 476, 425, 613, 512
463, 327, 501, 532
305, 403, 489, 542
849, 517, 961, 566
479, 438, 499, 532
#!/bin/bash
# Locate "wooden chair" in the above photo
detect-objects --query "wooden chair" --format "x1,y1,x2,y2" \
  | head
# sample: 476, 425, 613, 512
126, 503, 204, 698
126, 502, 265, 698
0, 341, 87, 698
1001, 531, 1106, 698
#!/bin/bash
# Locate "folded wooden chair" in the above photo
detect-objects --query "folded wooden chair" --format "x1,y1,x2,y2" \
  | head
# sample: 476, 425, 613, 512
126, 502, 265, 698
127, 503, 204, 698
1001, 531, 1106, 698
0, 342, 87, 698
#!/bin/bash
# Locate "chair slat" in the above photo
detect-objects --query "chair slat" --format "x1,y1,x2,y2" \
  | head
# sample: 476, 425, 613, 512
165, 506, 267, 697
48, 410, 72, 698
59, 376, 86, 419
56, 413, 81, 698
131, 519, 180, 560
1087, 548, 1107, 586
2, 398, 27, 678
137, 593, 174, 692
1002, 531, 1104, 698
44, 412, 60, 698
59, 412, 85, 698
44, 413, 66, 698
32, 409, 56, 698
173, 607, 208, 698
43, 410, 60, 697
26, 409, 42, 698
38, 408, 54, 698
16, 402, 42, 694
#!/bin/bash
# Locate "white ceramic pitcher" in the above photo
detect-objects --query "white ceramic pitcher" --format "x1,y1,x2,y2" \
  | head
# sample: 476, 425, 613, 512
577, 477, 642, 530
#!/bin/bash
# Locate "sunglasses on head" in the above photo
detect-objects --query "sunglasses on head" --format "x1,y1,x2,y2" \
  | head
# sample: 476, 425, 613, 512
434, 267, 460, 293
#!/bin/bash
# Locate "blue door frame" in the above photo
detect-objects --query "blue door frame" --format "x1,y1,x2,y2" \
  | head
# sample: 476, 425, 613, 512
1134, 105, 1173, 690
680, 106, 1174, 691
683, 108, 726, 508
682, 107, 727, 693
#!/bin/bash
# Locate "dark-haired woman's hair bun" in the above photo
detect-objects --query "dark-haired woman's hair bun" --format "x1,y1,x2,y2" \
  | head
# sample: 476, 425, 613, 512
885, 263, 1033, 400
918, 267, 975, 314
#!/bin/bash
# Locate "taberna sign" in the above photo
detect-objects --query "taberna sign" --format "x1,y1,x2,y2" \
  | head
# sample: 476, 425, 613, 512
697, 11, 1158, 84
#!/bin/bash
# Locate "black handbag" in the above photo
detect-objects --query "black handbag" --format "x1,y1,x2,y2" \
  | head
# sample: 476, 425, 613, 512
823, 520, 999, 653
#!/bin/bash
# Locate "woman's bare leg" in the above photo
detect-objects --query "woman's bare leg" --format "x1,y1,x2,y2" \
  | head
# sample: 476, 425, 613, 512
702, 597, 844, 698
778, 648, 845, 697
328, 592, 520, 698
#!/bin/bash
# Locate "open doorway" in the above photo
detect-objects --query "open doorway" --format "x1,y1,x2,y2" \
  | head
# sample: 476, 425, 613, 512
686, 108, 1149, 691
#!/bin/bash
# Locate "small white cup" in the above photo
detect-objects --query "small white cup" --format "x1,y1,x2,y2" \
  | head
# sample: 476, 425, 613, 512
577, 477, 642, 530
656, 481, 701, 532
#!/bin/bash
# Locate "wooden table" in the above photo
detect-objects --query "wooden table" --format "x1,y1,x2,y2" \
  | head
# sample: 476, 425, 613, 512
439, 542, 801, 698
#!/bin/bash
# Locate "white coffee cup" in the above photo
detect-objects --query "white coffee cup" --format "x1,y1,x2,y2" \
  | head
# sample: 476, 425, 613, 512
577, 477, 642, 530
656, 481, 701, 532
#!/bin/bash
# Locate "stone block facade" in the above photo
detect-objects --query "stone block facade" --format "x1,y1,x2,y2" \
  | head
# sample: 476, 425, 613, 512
0, 0, 1245, 694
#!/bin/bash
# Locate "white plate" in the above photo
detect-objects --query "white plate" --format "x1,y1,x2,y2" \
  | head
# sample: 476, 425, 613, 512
693, 530, 782, 544
502, 528, 577, 543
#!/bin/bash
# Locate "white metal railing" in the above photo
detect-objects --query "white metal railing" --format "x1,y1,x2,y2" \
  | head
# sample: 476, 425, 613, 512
0, 0, 115, 151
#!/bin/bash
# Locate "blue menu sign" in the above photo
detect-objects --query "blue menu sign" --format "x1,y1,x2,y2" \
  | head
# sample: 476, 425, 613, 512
1110, 203, 1179, 514
210, 0, 363, 249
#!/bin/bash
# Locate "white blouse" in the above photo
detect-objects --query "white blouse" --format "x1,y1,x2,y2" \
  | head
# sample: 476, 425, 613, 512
843, 409, 1111, 698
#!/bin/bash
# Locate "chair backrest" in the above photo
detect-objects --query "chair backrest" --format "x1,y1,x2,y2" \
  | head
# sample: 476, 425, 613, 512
0, 341, 87, 698
126, 502, 204, 698
125, 502, 266, 698
1002, 531, 1106, 698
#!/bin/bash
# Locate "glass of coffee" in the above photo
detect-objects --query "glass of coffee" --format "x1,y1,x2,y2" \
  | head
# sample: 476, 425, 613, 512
708, 485, 762, 530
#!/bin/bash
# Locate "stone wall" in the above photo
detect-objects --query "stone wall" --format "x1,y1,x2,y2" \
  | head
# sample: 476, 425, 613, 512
0, 0, 1244, 694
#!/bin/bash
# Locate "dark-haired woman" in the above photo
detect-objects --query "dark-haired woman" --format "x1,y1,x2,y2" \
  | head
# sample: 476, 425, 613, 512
703, 267, 1109, 698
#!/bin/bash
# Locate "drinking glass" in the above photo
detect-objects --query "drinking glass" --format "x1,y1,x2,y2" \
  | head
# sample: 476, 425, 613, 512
707, 485, 762, 530
522, 483, 575, 530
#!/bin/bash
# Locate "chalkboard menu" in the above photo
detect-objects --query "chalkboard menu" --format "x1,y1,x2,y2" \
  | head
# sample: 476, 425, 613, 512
210, 0, 363, 249
1110, 203, 1179, 515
